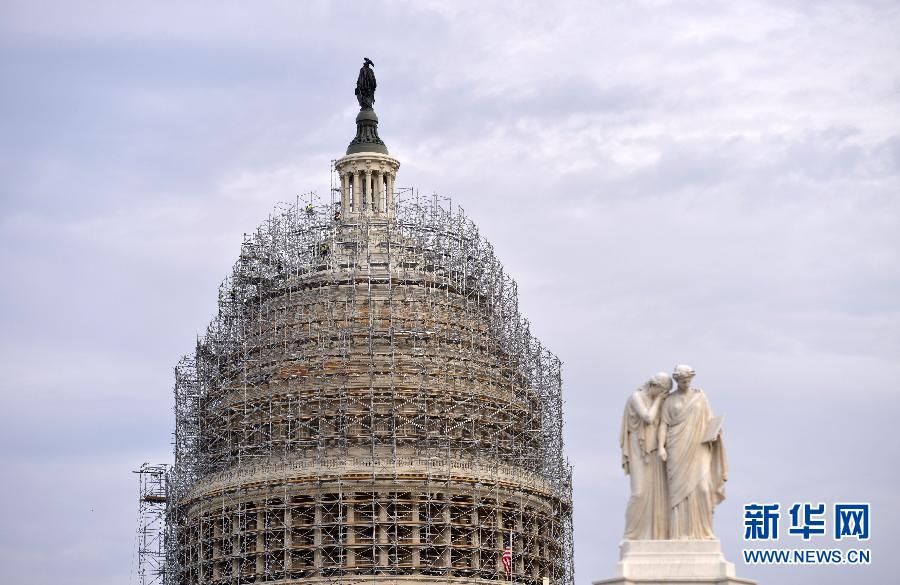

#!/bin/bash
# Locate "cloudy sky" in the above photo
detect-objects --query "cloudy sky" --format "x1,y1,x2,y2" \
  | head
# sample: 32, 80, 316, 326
1, 1, 898, 583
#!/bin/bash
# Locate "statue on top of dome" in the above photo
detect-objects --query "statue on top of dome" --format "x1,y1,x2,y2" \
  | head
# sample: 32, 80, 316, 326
355, 57, 376, 110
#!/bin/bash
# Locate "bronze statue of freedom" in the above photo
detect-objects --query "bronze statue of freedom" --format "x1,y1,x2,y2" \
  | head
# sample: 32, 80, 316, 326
356, 57, 376, 109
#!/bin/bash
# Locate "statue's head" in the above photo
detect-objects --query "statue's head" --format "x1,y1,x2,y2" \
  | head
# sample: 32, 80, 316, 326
647, 372, 673, 396
672, 364, 696, 385
364, 57, 375, 68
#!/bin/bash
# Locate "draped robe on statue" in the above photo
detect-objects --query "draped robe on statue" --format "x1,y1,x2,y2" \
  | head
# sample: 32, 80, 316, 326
620, 392, 668, 540
356, 65, 376, 109
661, 389, 727, 540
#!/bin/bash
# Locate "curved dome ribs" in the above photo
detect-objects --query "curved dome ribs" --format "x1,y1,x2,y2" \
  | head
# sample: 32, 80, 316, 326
167, 192, 574, 585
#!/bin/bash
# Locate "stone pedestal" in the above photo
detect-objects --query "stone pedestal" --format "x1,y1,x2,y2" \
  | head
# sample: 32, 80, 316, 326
593, 540, 756, 585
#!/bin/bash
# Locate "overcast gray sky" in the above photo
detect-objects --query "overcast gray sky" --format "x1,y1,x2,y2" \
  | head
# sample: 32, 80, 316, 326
1, 1, 898, 583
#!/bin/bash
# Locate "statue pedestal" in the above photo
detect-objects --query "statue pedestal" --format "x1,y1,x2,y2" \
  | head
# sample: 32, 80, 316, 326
593, 540, 756, 585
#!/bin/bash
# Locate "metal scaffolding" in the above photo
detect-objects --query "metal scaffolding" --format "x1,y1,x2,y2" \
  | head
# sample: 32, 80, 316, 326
134, 464, 169, 585
160, 186, 573, 584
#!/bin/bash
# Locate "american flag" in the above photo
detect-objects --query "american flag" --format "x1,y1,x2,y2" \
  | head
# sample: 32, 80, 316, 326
502, 533, 512, 581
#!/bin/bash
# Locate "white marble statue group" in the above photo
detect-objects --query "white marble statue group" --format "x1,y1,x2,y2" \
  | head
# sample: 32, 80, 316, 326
620, 364, 727, 541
